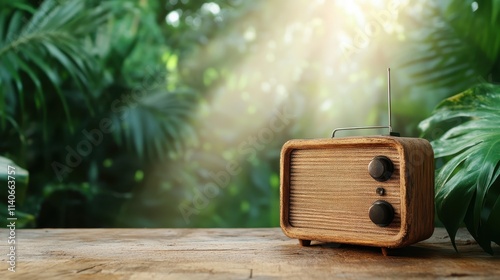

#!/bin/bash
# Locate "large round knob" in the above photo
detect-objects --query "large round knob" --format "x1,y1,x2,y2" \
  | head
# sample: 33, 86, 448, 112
369, 200, 394, 227
368, 156, 394, 181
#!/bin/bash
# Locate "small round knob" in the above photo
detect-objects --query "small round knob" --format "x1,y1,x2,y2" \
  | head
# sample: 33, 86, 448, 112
369, 200, 394, 227
376, 187, 385, 196
368, 156, 394, 181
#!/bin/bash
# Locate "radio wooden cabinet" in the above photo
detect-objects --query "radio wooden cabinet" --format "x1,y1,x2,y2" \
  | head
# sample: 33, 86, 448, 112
280, 136, 434, 250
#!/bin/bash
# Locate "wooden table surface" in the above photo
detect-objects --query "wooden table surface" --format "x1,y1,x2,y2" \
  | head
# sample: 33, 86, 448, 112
1, 227, 499, 279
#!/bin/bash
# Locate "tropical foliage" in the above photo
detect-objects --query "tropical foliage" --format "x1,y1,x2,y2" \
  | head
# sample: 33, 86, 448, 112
420, 84, 500, 254
0, 0, 199, 227
402, 0, 500, 254
0, 156, 31, 227
400, 0, 500, 99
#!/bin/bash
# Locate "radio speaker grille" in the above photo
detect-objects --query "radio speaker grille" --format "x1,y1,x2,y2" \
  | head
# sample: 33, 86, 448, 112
288, 146, 402, 240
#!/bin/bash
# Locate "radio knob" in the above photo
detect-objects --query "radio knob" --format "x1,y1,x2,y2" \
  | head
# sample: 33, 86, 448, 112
369, 200, 394, 227
368, 156, 394, 181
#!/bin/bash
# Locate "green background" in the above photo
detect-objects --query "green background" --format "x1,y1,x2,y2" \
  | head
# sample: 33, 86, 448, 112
1, 0, 499, 228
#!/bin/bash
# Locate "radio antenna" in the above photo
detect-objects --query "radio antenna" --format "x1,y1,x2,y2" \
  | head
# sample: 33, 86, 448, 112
331, 68, 399, 138
387, 67, 392, 133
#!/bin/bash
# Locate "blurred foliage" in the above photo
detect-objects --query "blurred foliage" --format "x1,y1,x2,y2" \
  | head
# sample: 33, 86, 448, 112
420, 84, 500, 254
1, 0, 199, 227
400, 0, 500, 100
0, 156, 33, 227
395, 0, 500, 137
0, 0, 499, 234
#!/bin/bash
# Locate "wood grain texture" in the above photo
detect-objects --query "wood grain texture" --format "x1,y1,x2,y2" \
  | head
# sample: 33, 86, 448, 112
0, 228, 498, 279
280, 136, 434, 248
397, 137, 435, 246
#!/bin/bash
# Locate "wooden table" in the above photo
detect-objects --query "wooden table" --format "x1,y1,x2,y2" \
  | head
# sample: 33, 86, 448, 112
1, 228, 499, 279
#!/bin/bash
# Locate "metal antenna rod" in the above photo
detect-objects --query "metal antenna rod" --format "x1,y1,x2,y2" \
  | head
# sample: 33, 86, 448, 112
331, 68, 399, 137
387, 68, 392, 132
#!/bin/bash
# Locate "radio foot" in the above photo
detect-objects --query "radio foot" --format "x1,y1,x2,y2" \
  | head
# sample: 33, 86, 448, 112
299, 239, 311, 246
381, 247, 390, 256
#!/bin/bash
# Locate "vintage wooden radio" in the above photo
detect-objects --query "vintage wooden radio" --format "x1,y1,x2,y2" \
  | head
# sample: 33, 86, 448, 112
280, 69, 434, 254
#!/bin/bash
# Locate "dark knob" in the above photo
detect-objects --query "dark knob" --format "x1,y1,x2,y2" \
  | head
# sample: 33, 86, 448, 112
369, 200, 394, 227
368, 156, 394, 181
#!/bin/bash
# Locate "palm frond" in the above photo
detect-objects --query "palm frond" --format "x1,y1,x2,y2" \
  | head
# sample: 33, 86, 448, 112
0, 0, 111, 131
111, 89, 199, 161
399, 0, 500, 96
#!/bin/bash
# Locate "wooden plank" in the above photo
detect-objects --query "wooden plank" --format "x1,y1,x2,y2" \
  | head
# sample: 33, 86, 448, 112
1, 228, 499, 279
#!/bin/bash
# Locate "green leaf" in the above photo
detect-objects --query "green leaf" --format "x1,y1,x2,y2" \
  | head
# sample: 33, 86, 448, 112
0, 0, 112, 135
420, 83, 500, 254
0, 156, 29, 203
400, 0, 500, 95
5, 11, 23, 45
487, 193, 500, 245
493, 0, 500, 25
112, 89, 199, 161
0, 156, 28, 178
